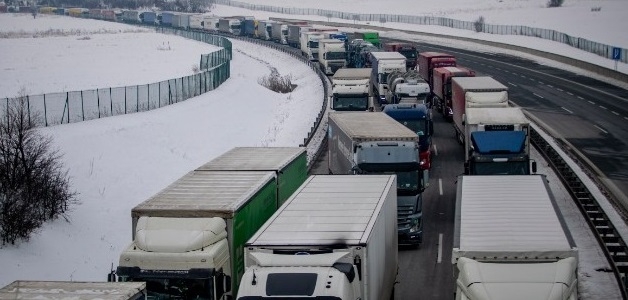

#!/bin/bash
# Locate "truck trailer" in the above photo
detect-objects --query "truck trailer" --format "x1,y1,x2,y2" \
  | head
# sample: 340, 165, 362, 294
270, 21, 288, 44
318, 38, 347, 75
236, 175, 398, 300
112, 148, 308, 300
418, 52, 457, 104
0, 281, 147, 300
453, 175, 578, 300
328, 111, 423, 245
464, 107, 535, 175
370, 51, 407, 106
432, 66, 476, 120
331, 68, 373, 111
451, 76, 509, 145
287, 24, 310, 48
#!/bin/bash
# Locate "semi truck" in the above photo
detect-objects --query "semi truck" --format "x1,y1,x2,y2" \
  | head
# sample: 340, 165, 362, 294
370, 51, 407, 106
451, 76, 509, 145
384, 70, 430, 106
383, 103, 433, 185
159, 12, 174, 26
331, 68, 372, 111
453, 175, 578, 300
270, 21, 288, 44
347, 39, 379, 68
300, 31, 324, 61
258, 20, 274, 40
384, 42, 418, 69
328, 111, 424, 245
236, 175, 398, 300
287, 24, 310, 48
432, 66, 476, 120
418, 52, 457, 104
464, 107, 535, 175
218, 18, 241, 35
111, 147, 308, 300
0, 281, 147, 300
318, 38, 347, 75
172, 13, 190, 30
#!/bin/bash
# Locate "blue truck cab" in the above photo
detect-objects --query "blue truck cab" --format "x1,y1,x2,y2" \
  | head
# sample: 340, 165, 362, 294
467, 131, 536, 175
383, 104, 434, 182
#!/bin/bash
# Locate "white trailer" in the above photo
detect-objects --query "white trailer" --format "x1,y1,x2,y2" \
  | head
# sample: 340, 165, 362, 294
318, 38, 347, 75
331, 68, 372, 111
453, 175, 578, 300
300, 31, 324, 61
236, 175, 398, 300
451, 76, 509, 144
270, 21, 288, 44
0, 281, 147, 300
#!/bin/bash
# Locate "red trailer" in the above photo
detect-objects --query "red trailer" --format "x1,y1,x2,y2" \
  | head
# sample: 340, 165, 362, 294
432, 66, 476, 120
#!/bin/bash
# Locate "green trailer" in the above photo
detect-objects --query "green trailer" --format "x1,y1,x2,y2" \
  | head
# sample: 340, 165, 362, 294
196, 147, 308, 206
355, 31, 380, 47
116, 170, 279, 300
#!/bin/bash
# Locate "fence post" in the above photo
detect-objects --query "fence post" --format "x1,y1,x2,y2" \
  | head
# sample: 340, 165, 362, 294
136, 85, 139, 112
43, 94, 48, 127
65, 92, 70, 124
124, 86, 127, 114
97, 88, 100, 118
110, 87, 113, 117
81, 90, 85, 121
26, 95, 31, 125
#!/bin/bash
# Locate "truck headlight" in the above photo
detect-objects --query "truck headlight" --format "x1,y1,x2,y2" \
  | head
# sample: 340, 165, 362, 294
409, 217, 422, 233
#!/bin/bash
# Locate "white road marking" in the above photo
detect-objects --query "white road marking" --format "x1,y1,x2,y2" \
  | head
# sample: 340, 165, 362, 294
567, 92, 574, 96
508, 82, 517, 87
594, 125, 608, 134
439, 179, 443, 196
437, 234, 443, 263
612, 111, 619, 116
577, 96, 584, 100
588, 101, 595, 105
557, 88, 564, 92
547, 84, 554, 88
533, 93, 544, 99
562, 107, 573, 114
433, 144, 438, 156
600, 105, 607, 110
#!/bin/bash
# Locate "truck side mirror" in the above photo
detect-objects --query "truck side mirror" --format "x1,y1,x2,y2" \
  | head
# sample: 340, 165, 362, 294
531, 160, 537, 174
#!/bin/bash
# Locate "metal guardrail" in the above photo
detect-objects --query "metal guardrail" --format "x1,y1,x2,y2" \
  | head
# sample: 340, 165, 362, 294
531, 127, 628, 300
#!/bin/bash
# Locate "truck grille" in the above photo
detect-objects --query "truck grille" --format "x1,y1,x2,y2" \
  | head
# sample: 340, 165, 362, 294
397, 204, 414, 227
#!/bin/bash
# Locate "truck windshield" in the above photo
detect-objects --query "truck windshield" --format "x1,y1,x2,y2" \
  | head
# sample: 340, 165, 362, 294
397, 119, 427, 137
122, 277, 214, 300
327, 52, 347, 60
395, 170, 420, 192
400, 50, 417, 58
308, 41, 319, 48
333, 95, 368, 111
471, 161, 529, 175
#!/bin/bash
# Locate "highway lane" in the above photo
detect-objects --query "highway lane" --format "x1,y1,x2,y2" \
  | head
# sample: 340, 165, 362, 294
409, 41, 628, 213
309, 110, 462, 300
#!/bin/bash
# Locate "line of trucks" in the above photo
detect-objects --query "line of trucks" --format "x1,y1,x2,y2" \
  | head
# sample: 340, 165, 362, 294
102, 146, 399, 300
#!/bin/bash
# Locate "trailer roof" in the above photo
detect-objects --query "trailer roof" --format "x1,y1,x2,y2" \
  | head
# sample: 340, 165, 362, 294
420, 52, 455, 58
196, 147, 305, 171
247, 175, 395, 246
466, 107, 528, 124
370, 51, 406, 60
132, 171, 275, 218
332, 68, 372, 80
453, 76, 507, 91
329, 112, 418, 141
0, 281, 146, 300
454, 175, 576, 260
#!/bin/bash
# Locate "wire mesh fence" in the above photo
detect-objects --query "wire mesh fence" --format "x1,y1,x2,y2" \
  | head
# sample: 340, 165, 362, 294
1, 27, 232, 127
215, 0, 627, 64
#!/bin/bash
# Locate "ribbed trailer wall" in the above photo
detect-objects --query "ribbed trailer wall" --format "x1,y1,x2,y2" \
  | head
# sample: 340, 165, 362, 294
196, 147, 308, 205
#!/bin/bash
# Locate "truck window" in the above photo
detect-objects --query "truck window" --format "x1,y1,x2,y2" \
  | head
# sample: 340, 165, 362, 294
472, 161, 529, 175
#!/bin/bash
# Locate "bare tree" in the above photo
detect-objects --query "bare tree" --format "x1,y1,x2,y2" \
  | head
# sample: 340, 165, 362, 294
0, 95, 77, 246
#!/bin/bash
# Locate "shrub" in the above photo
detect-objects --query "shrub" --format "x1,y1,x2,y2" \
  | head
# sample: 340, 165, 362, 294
547, 0, 564, 8
258, 68, 296, 94
0, 94, 77, 246
474, 16, 485, 33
